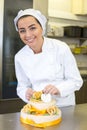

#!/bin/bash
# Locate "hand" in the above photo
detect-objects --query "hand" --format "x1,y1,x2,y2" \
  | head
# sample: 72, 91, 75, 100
42, 84, 60, 95
25, 88, 34, 100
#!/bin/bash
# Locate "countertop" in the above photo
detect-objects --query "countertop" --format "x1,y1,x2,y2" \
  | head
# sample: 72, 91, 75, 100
0, 103, 87, 130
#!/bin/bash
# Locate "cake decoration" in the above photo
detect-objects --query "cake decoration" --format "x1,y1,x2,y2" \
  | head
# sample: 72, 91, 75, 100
41, 93, 52, 103
20, 91, 62, 128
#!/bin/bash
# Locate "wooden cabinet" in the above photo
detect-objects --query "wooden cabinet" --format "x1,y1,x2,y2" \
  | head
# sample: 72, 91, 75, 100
33, 0, 48, 17
33, 0, 72, 17
33, 0, 87, 28
75, 79, 87, 104
72, 0, 87, 15
0, 99, 26, 114
48, 0, 71, 13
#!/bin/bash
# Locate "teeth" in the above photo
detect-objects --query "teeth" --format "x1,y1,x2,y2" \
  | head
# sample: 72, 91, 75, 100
26, 36, 35, 43
27, 38, 34, 42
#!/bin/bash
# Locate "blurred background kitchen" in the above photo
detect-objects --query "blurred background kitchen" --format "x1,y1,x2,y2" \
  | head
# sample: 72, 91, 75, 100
0, 0, 87, 113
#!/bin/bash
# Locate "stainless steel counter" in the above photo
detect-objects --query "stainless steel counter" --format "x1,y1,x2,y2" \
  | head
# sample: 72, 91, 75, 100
0, 104, 87, 130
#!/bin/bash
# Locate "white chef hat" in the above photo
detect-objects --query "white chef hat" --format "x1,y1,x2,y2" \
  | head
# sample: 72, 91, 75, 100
14, 8, 47, 35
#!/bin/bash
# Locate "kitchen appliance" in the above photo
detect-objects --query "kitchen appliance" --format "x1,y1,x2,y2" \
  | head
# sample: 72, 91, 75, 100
64, 26, 82, 37
82, 27, 87, 38
0, 0, 33, 99
47, 24, 64, 37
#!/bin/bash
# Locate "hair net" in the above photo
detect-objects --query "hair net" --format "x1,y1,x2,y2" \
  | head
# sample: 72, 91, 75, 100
14, 8, 47, 35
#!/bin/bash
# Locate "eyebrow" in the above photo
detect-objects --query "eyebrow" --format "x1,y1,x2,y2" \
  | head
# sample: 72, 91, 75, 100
28, 24, 36, 28
18, 24, 36, 30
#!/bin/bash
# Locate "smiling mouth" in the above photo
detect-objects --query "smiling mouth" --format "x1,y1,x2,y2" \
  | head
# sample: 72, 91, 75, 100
26, 36, 35, 43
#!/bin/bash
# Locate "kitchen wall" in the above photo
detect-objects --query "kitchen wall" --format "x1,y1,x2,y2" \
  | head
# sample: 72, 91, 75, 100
0, 0, 4, 44
0, 0, 4, 86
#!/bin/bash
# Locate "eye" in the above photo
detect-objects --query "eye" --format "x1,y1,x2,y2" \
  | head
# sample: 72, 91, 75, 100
29, 26, 36, 31
19, 29, 26, 34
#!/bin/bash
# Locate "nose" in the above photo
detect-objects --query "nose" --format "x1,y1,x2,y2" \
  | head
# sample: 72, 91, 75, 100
25, 30, 31, 37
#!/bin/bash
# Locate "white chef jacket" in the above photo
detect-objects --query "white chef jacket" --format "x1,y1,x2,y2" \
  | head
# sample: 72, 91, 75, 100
14, 37, 83, 107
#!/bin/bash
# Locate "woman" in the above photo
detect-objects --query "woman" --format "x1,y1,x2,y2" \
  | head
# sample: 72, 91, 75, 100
14, 9, 83, 107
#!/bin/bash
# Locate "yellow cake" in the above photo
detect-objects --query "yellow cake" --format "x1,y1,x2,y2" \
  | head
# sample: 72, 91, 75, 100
20, 91, 62, 128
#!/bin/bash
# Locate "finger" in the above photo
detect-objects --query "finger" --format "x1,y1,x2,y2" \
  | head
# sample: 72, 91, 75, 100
43, 86, 53, 94
50, 88, 60, 95
50, 88, 57, 95
26, 94, 30, 100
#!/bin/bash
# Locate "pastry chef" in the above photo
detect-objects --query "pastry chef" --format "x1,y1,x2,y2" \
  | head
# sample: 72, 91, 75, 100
14, 8, 83, 107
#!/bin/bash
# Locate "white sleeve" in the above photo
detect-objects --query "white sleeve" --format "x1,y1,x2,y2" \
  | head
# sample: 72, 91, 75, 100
56, 44, 83, 97
15, 55, 32, 103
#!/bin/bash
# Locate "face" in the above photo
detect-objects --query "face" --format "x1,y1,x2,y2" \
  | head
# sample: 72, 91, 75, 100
17, 16, 43, 53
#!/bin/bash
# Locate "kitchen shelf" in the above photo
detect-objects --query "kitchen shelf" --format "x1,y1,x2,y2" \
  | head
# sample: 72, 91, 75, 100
47, 35, 87, 39
47, 35, 87, 45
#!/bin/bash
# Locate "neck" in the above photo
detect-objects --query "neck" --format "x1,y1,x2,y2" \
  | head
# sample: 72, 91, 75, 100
33, 37, 44, 54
